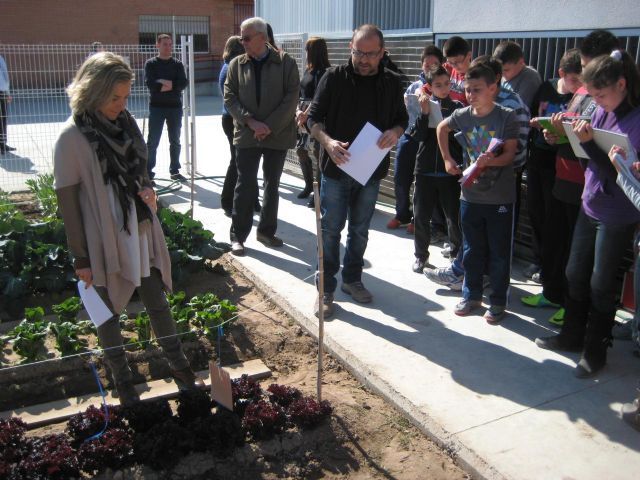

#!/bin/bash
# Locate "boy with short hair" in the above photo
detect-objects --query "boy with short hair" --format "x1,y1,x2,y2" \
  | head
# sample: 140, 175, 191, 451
492, 40, 542, 109
411, 65, 464, 272
442, 36, 472, 105
436, 63, 519, 323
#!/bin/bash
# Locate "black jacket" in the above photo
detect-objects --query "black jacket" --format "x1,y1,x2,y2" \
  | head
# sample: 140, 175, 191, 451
144, 57, 188, 108
307, 60, 408, 180
412, 96, 463, 175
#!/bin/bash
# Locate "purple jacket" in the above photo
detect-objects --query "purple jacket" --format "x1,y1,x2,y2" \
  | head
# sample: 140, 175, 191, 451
581, 102, 640, 225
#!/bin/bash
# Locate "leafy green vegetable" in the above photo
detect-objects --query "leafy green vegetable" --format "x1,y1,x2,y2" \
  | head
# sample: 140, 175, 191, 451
10, 319, 49, 362
25, 173, 58, 221
51, 321, 86, 357
130, 311, 152, 350
52, 296, 83, 322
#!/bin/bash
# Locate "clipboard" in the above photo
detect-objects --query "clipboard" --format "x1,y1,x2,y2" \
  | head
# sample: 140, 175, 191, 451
563, 123, 637, 161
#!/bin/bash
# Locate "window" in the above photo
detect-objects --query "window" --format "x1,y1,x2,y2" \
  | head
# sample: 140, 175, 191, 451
138, 15, 210, 53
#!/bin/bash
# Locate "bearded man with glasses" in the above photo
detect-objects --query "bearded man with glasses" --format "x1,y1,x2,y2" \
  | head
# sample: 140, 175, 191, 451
307, 24, 408, 318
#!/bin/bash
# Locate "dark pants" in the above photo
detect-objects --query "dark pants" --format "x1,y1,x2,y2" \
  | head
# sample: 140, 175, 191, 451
563, 209, 635, 338
413, 175, 461, 261
526, 148, 556, 264
320, 175, 380, 293
230, 147, 286, 243
95, 268, 189, 386
393, 133, 418, 223
460, 200, 514, 306
541, 198, 580, 304
0, 92, 7, 148
147, 105, 182, 177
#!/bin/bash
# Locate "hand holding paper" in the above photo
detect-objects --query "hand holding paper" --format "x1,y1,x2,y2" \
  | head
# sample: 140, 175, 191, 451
338, 122, 392, 185
77, 281, 113, 328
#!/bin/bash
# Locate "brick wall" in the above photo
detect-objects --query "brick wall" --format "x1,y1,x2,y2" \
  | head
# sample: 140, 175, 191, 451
0, 0, 240, 59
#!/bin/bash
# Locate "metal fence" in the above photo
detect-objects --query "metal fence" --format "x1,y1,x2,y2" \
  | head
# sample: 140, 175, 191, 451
0, 44, 187, 192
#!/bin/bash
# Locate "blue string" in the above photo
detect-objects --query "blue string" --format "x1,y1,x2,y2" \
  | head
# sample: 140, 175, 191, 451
217, 325, 223, 366
84, 361, 109, 443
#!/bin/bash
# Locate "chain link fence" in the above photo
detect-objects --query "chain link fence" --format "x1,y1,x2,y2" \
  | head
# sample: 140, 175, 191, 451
0, 44, 185, 192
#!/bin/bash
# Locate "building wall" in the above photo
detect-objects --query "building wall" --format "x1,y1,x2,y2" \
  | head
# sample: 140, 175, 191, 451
255, 0, 354, 36
0, 0, 237, 58
433, 0, 640, 33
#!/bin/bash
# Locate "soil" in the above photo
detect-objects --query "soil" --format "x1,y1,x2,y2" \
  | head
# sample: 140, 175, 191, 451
10, 258, 469, 480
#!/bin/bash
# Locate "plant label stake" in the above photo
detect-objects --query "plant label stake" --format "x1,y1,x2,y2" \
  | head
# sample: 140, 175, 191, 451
209, 360, 233, 410
313, 179, 325, 403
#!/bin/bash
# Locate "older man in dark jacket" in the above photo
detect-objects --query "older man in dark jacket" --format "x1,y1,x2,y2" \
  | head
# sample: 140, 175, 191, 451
224, 16, 299, 256
308, 24, 408, 318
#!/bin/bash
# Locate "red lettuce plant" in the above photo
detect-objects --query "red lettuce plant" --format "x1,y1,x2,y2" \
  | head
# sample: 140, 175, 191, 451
133, 420, 193, 471
15, 434, 79, 480
176, 389, 213, 425
241, 399, 287, 440
77, 428, 134, 474
122, 398, 173, 434
286, 397, 333, 429
0, 417, 27, 462
187, 408, 244, 455
266, 383, 302, 407
65, 404, 125, 445
232, 374, 263, 417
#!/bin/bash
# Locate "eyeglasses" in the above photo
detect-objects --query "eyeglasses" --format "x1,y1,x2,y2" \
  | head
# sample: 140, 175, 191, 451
241, 32, 260, 43
351, 49, 381, 59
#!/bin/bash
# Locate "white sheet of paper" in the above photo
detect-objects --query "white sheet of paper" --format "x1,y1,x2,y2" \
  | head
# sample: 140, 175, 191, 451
428, 99, 443, 128
77, 281, 113, 328
562, 122, 589, 158
593, 129, 637, 163
209, 361, 233, 411
339, 122, 391, 186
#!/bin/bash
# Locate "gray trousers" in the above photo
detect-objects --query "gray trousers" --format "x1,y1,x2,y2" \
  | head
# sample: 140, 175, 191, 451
95, 268, 189, 385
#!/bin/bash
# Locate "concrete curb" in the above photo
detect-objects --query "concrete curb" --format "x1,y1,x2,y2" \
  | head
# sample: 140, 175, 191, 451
227, 255, 508, 480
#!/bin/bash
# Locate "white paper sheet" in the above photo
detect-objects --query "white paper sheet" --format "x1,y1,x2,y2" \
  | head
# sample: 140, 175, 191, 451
562, 123, 637, 161
77, 281, 113, 328
562, 122, 589, 158
338, 122, 391, 186
428, 98, 444, 128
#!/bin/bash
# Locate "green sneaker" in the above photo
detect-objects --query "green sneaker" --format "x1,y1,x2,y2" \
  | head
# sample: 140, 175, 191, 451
548, 308, 565, 326
520, 293, 560, 308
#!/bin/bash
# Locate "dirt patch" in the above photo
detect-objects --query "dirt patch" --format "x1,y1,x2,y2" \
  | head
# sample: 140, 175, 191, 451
16, 258, 469, 479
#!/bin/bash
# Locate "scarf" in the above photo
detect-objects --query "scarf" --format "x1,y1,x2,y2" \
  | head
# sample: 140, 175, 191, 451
74, 109, 151, 233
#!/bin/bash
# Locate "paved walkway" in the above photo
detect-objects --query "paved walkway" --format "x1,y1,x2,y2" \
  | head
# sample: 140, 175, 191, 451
165, 97, 639, 480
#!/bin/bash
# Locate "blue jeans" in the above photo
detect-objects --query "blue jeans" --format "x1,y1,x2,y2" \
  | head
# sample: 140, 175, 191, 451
147, 106, 183, 177
320, 175, 380, 293
460, 201, 514, 306
393, 133, 418, 223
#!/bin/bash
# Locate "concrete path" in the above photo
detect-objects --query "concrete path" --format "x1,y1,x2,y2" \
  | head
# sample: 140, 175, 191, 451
114, 97, 640, 479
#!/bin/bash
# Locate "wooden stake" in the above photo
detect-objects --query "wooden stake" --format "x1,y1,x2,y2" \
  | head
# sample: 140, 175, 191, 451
313, 180, 324, 402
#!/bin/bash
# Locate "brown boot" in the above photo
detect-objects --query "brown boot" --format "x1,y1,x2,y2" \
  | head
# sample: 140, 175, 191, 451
171, 367, 205, 391
115, 381, 140, 407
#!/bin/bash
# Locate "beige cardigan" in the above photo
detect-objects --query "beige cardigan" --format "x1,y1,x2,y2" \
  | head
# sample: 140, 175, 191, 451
53, 118, 172, 313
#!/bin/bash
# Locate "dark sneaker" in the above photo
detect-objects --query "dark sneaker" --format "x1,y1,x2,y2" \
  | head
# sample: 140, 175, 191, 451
223, 208, 232, 218
523, 263, 540, 279
231, 241, 245, 256
170, 172, 188, 182
534, 334, 583, 352
256, 232, 284, 247
114, 381, 140, 407
484, 305, 506, 324
171, 367, 206, 391
341, 281, 372, 303
314, 292, 335, 319
412, 258, 427, 273
424, 266, 463, 291
454, 299, 482, 316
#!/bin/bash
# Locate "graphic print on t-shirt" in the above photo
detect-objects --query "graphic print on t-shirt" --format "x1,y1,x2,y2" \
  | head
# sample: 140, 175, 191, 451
462, 123, 502, 191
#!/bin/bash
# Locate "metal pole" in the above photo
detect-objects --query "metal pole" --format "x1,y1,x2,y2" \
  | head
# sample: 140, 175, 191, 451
313, 179, 324, 402
188, 35, 196, 219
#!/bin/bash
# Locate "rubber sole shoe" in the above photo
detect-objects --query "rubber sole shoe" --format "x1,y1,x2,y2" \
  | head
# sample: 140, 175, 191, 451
621, 396, 640, 432
341, 281, 372, 303
484, 305, 506, 324
170, 173, 188, 182
412, 258, 427, 273
256, 233, 284, 247
231, 241, 245, 256
406, 223, 415, 235
521, 293, 560, 308
454, 299, 482, 316
548, 308, 565, 326
534, 334, 583, 352
115, 382, 141, 407
171, 367, 206, 391
424, 267, 463, 291
386, 218, 409, 229
314, 293, 335, 319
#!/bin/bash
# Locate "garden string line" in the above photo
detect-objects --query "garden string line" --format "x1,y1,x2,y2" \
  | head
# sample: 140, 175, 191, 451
1, 271, 317, 373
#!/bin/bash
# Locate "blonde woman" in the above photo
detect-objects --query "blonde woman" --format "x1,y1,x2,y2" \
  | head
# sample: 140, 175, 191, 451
54, 52, 203, 406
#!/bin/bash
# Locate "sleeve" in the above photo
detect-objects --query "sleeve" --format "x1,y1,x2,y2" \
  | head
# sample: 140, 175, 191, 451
581, 139, 611, 167
53, 131, 90, 269
144, 60, 161, 93
616, 168, 640, 211
263, 55, 300, 135
446, 108, 462, 131
173, 61, 188, 92
218, 63, 227, 96
307, 68, 333, 130
390, 77, 409, 131
503, 110, 520, 141
223, 58, 251, 124
412, 113, 430, 142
